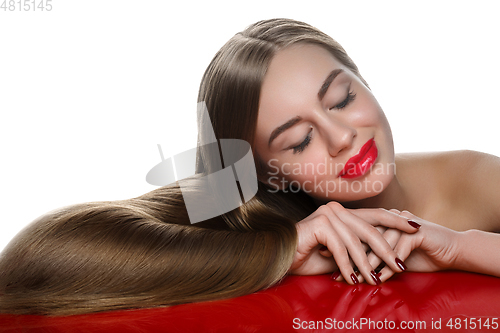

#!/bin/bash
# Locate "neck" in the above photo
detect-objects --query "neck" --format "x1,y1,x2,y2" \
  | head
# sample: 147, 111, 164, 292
342, 175, 409, 211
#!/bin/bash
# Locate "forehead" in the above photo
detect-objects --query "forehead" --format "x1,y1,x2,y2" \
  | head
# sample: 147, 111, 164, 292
261, 43, 343, 100
255, 44, 344, 144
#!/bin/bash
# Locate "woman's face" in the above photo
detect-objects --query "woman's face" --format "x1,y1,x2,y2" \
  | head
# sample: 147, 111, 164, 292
254, 43, 395, 203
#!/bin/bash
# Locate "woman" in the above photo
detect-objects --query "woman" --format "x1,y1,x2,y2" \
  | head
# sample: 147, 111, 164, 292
0, 18, 499, 316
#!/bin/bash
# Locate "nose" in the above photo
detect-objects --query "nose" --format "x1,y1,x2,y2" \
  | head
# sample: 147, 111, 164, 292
320, 117, 357, 157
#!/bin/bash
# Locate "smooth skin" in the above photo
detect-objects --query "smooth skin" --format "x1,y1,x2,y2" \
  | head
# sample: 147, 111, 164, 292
254, 43, 500, 285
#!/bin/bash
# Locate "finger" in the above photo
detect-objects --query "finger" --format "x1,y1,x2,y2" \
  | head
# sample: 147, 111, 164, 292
332, 207, 409, 274
393, 232, 418, 263
312, 216, 359, 285
331, 271, 344, 282
378, 230, 420, 281
349, 208, 421, 233
361, 226, 386, 272
319, 245, 333, 258
317, 205, 383, 285
366, 228, 402, 271
318, 247, 349, 282
378, 265, 396, 282
332, 253, 363, 282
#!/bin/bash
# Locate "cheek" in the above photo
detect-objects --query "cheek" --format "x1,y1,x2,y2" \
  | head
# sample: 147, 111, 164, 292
276, 153, 329, 183
349, 96, 383, 126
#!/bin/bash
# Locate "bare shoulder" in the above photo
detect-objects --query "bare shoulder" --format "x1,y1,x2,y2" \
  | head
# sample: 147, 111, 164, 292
442, 150, 500, 231
394, 150, 485, 199
396, 149, 500, 192
440, 149, 500, 167
428, 150, 500, 180
396, 150, 500, 176
396, 149, 497, 162
395, 150, 500, 231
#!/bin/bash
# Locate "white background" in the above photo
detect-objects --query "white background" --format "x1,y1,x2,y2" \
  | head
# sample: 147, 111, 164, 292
1, 1, 499, 252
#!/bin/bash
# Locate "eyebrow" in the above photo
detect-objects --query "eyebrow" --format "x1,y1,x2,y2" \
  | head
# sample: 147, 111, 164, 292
318, 69, 344, 101
268, 116, 302, 148
267, 69, 344, 148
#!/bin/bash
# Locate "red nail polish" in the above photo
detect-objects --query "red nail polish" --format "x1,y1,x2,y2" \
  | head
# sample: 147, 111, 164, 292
350, 273, 359, 284
370, 270, 381, 285
394, 300, 405, 309
395, 258, 407, 271
408, 220, 421, 229
331, 271, 341, 280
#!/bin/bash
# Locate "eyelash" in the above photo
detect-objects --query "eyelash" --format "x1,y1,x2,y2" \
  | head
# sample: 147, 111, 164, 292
290, 90, 356, 154
292, 128, 313, 154
330, 90, 356, 110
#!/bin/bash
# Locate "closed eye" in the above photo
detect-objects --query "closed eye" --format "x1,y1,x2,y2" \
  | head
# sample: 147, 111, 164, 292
291, 128, 313, 154
330, 90, 356, 110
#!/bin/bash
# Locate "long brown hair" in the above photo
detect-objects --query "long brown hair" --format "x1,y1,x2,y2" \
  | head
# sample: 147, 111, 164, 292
0, 18, 364, 316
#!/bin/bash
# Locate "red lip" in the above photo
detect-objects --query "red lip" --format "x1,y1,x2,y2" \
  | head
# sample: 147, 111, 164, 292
339, 139, 378, 179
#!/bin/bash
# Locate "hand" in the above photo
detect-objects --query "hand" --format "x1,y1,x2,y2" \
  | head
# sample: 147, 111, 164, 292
377, 210, 461, 280
288, 202, 421, 285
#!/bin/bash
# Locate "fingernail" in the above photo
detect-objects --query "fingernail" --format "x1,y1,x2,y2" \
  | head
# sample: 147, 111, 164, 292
350, 273, 359, 284
408, 220, 421, 229
370, 270, 381, 285
320, 246, 328, 251
395, 258, 407, 271
331, 271, 341, 280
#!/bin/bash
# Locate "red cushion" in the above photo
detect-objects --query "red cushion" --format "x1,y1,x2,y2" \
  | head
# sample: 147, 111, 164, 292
1, 271, 499, 332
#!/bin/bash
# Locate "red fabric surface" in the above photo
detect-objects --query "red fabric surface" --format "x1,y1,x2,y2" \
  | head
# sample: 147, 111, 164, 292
1, 271, 499, 332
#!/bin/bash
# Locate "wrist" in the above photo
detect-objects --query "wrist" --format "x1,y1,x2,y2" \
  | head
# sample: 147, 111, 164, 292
453, 229, 485, 273
451, 230, 471, 271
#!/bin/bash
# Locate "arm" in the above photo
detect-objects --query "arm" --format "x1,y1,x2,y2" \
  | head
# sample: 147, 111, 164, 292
452, 150, 500, 232
454, 229, 500, 277
384, 210, 500, 279
472, 151, 500, 232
